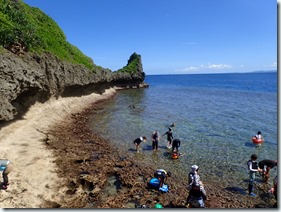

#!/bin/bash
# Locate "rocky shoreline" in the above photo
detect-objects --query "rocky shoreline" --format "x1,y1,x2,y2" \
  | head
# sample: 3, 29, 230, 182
44, 94, 277, 208
0, 50, 146, 123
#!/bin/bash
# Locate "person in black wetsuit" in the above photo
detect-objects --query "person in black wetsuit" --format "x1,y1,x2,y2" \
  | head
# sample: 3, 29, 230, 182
163, 127, 173, 148
133, 136, 147, 152
152, 130, 160, 151
172, 138, 181, 153
258, 159, 277, 183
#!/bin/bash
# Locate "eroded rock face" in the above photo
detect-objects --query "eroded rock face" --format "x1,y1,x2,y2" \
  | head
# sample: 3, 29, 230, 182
0, 50, 146, 122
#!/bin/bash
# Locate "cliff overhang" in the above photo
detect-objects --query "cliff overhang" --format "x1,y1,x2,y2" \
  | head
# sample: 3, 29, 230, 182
0, 49, 148, 123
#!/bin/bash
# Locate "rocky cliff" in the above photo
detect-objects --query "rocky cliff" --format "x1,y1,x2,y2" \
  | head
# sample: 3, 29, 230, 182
0, 49, 147, 123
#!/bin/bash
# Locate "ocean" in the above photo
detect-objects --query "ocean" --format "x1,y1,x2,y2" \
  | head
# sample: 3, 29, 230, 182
89, 72, 277, 189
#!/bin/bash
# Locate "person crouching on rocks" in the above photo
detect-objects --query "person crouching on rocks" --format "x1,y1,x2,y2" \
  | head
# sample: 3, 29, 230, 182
0, 159, 14, 189
133, 136, 147, 153
258, 159, 277, 183
154, 169, 171, 188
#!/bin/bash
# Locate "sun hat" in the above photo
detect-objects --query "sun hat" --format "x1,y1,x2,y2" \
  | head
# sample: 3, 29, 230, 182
191, 165, 198, 171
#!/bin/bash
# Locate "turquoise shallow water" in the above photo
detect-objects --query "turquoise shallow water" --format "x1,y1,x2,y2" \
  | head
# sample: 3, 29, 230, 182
89, 73, 277, 188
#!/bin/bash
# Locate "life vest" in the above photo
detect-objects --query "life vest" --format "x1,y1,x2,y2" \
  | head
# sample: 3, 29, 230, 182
247, 160, 258, 169
188, 172, 200, 186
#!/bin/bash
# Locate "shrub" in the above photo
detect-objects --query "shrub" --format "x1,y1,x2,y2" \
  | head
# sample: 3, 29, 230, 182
0, 0, 95, 70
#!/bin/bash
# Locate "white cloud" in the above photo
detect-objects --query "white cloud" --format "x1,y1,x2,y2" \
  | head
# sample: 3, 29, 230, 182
264, 62, 277, 68
207, 63, 232, 69
183, 63, 233, 72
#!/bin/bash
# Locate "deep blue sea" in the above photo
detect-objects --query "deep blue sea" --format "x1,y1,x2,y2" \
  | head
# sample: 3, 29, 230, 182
89, 72, 277, 188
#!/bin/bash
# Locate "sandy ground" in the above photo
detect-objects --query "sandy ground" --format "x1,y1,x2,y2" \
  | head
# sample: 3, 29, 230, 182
0, 88, 117, 208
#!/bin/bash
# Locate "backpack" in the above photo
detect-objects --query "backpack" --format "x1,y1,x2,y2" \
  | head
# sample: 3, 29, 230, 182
247, 160, 258, 170
148, 177, 160, 188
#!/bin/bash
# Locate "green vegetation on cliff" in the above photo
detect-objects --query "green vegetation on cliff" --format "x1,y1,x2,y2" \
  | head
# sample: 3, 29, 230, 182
0, 0, 143, 74
117, 52, 142, 74
0, 0, 95, 69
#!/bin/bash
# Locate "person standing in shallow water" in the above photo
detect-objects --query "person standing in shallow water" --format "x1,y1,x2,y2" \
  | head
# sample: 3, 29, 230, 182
133, 136, 147, 153
162, 127, 173, 148
152, 130, 160, 151
171, 138, 181, 153
247, 154, 262, 196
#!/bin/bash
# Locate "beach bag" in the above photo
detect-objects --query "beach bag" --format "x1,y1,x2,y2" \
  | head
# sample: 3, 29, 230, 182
159, 184, 169, 192
149, 177, 160, 188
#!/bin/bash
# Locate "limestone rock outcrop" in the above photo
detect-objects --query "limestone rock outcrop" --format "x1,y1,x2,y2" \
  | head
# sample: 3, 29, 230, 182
0, 49, 147, 122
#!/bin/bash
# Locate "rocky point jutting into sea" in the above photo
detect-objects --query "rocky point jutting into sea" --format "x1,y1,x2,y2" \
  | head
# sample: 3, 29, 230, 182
0, 49, 147, 123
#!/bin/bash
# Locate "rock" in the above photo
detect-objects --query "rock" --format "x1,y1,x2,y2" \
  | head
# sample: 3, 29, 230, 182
0, 50, 146, 123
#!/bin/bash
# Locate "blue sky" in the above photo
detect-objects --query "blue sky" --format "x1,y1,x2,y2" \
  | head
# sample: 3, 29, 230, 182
23, 0, 277, 75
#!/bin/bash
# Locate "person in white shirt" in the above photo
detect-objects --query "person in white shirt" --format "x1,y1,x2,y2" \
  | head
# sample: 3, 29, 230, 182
255, 131, 263, 140
247, 154, 262, 196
